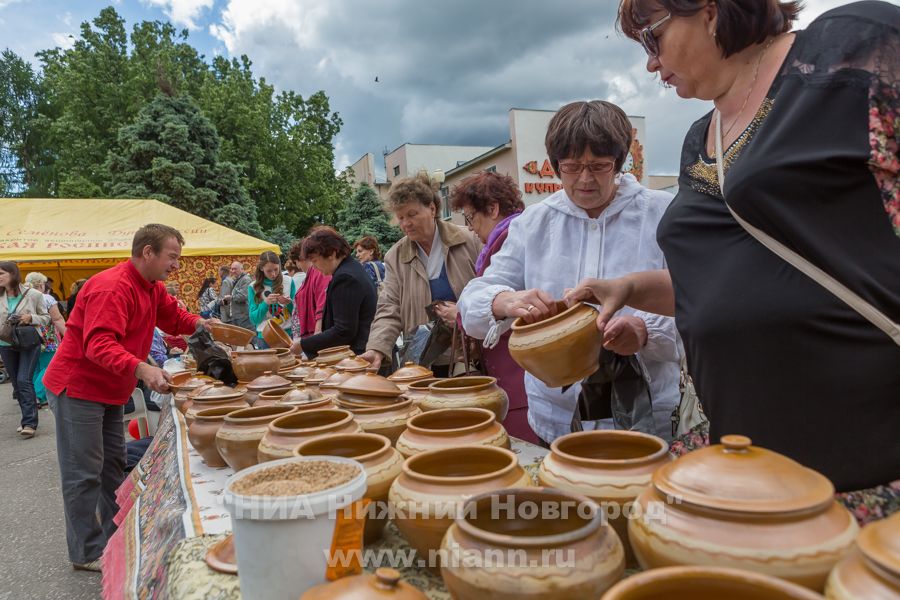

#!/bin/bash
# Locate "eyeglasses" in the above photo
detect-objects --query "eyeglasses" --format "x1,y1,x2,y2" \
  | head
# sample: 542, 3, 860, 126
462, 211, 475, 226
638, 12, 671, 58
558, 161, 616, 175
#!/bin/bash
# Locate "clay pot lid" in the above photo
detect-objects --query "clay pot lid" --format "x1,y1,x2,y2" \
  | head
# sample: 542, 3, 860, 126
246, 371, 291, 390
387, 362, 433, 383
857, 511, 900, 579
320, 370, 357, 389
305, 364, 338, 384
319, 345, 351, 355
338, 371, 402, 398
284, 363, 316, 380
653, 435, 835, 515
171, 373, 213, 391
189, 382, 244, 401
278, 384, 323, 404
335, 356, 371, 370
299, 567, 428, 600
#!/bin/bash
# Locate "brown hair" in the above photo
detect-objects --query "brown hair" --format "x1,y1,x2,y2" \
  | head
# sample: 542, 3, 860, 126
289, 237, 307, 263
218, 265, 230, 279
131, 224, 185, 258
545, 101, 633, 175
0, 261, 21, 295
252, 250, 283, 302
303, 226, 352, 260
386, 173, 441, 214
450, 171, 525, 217
618, 0, 801, 58
353, 235, 382, 261
70, 278, 87, 296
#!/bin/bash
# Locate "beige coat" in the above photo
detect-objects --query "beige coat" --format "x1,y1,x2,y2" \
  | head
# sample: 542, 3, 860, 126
366, 220, 481, 358
0, 285, 51, 329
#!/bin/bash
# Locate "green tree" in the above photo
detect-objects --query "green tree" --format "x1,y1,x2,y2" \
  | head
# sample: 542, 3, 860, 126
0, 50, 47, 195
106, 93, 263, 237
336, 184, 402, 251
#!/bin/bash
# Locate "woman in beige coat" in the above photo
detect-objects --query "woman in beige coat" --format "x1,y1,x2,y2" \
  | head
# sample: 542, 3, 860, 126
360, 174, 480, 376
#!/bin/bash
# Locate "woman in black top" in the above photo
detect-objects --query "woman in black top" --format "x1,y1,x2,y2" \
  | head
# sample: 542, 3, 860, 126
291, 226, 377, 358
568, 1, 899, 505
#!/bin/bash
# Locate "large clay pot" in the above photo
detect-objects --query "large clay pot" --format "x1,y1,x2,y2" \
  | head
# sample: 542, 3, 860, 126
603, 566, 825, 600
231, 349, 280, 381
420, 376, 509, 421
441, 487, 625, 599
508, 301, 603, 388
628, 435, 858, 591
315, 345, 355, 366
826, 512, 900, 599
402, 378, 442, 407
294, 433, 403, 545
538, 430, 670, 567
262, 319, 292, 349
215, 405, 298, 472
208, 322, 255, 347
244, 371, 291, 406
389, 446, 533, 570
184, 383, 248, 427
188, 406, 238, 467
387, 362, 434, 385
396, 408, 509, 458
336, 397, 420, 446
256, 408, 362, 463
300, 568, 428, 600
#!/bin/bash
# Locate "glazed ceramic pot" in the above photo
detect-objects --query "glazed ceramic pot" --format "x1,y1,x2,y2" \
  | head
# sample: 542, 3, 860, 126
284, 361, 318, 382
826, 512, 900, 599
604, 566, 825, 600
628, 435, 858, 591
389, 446, 533, 570
184, 383, 248, 427
188, 406, 239, 467
315, 345, 356, 366
387, 362, 434, 385
508, 301, 603, 388
335, 356, 371, 370
303, 364, 338, 390
299, 568, 428, 600
294, 433, 404, 544
395, 408, 509, 458
215, 405, 298, 472
336, 397, 420, 446
244, 371, 291, 406
231, 349, 281, 381
538, 430, 671, 567
262, 319, 292, 349
420, 376, 509, 422
208, 322, 255, 347
441, 487, 625, 599
402, 378, 442, 407
256, 408, 362, 463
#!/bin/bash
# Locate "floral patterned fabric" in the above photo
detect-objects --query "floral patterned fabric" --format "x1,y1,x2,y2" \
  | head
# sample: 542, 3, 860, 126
869, 80, 900, 237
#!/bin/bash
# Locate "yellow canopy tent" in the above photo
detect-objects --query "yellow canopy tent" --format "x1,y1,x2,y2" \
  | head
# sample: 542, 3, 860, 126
0, 198, 279, 309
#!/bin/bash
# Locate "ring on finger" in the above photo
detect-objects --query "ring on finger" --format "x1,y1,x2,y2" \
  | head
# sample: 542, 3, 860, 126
527, 305, 536, 312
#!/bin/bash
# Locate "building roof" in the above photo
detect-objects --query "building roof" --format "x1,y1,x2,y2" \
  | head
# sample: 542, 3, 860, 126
445, 142, 513, 177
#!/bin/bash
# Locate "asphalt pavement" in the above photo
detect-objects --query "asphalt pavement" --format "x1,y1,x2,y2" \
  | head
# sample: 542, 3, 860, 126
0, 382, 102, 599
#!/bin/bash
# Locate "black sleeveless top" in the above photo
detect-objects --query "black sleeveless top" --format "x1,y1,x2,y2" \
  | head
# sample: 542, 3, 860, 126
658, 1, 900, 491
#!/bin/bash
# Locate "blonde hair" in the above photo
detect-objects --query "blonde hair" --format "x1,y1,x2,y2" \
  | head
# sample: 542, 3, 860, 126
24, 271, 48, 290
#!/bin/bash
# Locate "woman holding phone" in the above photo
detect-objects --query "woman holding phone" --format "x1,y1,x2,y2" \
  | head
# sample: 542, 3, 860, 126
248, 250, 296, 348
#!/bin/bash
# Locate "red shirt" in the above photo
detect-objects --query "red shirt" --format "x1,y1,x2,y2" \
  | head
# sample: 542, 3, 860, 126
44, 260, 200, 405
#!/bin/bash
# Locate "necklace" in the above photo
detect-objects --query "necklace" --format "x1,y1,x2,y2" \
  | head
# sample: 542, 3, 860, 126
719, 36, 777, 142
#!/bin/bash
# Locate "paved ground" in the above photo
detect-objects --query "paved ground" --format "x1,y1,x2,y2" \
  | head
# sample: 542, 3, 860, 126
0, 382, 102, 599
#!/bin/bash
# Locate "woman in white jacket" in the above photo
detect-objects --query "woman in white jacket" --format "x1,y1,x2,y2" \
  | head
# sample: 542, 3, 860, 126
458, 100, 681, 444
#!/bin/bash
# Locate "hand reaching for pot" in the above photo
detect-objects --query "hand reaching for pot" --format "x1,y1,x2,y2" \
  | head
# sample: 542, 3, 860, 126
491, 289, 559, 324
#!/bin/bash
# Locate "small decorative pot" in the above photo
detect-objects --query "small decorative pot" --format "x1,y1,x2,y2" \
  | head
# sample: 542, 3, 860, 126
256, 408, 362, 463
215, 404, 298, 472
420, 376, 509, 422
396, 408, 509, 458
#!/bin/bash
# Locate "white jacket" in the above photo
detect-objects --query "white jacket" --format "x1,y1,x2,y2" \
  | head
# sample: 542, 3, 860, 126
458, 174, 681, 442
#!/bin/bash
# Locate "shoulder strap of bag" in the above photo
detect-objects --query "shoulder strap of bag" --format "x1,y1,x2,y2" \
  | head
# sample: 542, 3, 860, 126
373, 262, 383, 285
715, 112, 900, 346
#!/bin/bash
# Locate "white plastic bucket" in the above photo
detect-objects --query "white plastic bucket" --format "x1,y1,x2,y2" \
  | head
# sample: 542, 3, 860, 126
223, 455, 367, 600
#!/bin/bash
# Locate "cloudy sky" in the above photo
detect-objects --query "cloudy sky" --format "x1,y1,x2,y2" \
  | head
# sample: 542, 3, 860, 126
1, 0, 853, 177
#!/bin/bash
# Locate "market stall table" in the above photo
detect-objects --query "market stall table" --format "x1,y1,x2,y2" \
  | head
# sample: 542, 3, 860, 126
101, 400, 548, 600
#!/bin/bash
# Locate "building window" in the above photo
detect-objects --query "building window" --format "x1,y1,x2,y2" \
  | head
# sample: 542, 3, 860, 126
393, 165, 400, 177
485, 165, 497, 173
440, 186, 451, 220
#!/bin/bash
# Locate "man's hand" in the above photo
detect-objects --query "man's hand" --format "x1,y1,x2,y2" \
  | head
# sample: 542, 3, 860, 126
359, 350, 384, 371
491, 289, 559, 324
289, 339, 303, 356
602, 315, 648, 356
198, 318, 221, 332
433, 301, 459, 328
135, 362, 173, 393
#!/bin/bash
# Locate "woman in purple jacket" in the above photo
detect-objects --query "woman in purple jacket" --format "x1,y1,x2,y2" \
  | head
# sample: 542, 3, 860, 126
435, 172, 538, 444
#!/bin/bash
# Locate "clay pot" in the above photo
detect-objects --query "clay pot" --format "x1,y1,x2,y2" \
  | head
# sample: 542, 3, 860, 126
171, 373, 215, 413
628, 435, 858, 591
215, 405, 298, 472
262, 319, 292, 349
508, 301, 603, 388
275, 347, 297, 370
255, 386, 294, 406
389, 446, 533, 570
441, 487, 625, 599
184, 383, 248, 427
336, 371, 405, 405
188, 406, 239, 467
208, 322, 255, 347
402, 378, 442, 407
336, 397, 420, 446
231, 349, 281, 381
244, 371, 291, 406
284, 361, 318, 382
604, 566, 825, 600
387, 362, 434, 385
420, 376, 509, 421
538, 430, 671, 567
299, 568, 428, 600
303, 364, 338, 389
294, 433, 403, 545
319, 367, 366, 393
256, 408, 362, 463
826, 512, 900, 599
335, 356, 371, 370
266, 382, 325, 405
315, 345, 355, 366
396, 408, 509, 458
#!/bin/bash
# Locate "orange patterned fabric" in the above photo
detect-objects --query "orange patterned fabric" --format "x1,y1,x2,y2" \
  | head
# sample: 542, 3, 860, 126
171, 255, 259, 313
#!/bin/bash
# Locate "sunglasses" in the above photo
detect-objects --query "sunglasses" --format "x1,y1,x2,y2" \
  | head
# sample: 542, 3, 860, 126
638, 12, 671, 58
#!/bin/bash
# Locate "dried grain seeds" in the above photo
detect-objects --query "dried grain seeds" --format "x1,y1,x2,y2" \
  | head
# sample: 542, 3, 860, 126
231, 461, 360, 496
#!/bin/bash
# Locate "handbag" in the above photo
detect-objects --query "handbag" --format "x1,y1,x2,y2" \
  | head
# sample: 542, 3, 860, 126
572, 348, 656, 434
0, 289, 43, 349
714, 111, 900, 346
671, 356, 707, 438
449, 322, 482, 377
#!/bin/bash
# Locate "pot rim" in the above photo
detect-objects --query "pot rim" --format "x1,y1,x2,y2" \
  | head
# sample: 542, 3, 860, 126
268, 408, 356, 435
223, 404, 297, 424
402, 446, 518, 484
550, 430, 669, 467
406, 377, 442, 391
339, 397, 414, 415
454, 487, 603, 549
194, 406, 244, 420
231, 348, 278, 356
318, 345, 352, 355
510, 301, 595, 333
406, 408, 495, 435
427, 376, 498, 393
293, 432, 391, 462
257, 386, 296, 399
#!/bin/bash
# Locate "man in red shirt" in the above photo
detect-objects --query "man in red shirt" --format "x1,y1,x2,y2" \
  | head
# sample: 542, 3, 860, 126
44, 224, 214, 572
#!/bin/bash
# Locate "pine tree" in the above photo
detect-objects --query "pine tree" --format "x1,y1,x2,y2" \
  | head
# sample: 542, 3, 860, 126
336, 183, 402, 251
